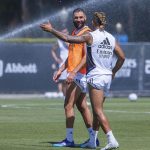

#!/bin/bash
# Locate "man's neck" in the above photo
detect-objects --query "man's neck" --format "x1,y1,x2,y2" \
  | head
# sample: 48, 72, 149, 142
74, 25, 86, 35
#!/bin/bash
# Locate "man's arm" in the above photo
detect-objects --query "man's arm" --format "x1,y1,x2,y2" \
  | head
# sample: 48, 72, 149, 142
112, 42, 125, 79
53, 58, 68, 82
51, 43, 62, 64
59, 58, 68, 72
40, 22, 92, 45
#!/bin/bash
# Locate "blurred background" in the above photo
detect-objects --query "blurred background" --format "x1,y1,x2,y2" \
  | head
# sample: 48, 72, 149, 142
0, 0, 150, 41
0, 0, 150, 97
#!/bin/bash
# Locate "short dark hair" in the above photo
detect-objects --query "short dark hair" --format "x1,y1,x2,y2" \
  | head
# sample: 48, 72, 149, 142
73, 8, 86, 15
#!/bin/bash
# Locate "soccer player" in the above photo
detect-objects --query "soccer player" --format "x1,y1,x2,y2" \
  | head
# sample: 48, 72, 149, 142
51, 28, 69, 97
42, 8, 99, 148
40, 11, 125, 150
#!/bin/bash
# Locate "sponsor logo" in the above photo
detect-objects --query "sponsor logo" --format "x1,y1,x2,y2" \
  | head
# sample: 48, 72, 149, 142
5, 63, 37, 74
97, 38, 113, 59
98, 37, 113, 50
0, 60, 38, 77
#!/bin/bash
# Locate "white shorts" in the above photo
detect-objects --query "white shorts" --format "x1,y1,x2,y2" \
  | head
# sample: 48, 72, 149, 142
73, 72, 87, 93
87, 74, 112, 97
59, 70, 67, 80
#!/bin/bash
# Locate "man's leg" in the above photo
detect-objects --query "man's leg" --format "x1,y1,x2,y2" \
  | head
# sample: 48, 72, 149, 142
52, 82, 81, 147
64, 82, 81, 128
62, 80, 67, 97
89, 85, 119, 150
58, 82, 63, 93
89, 85, 110, 132
76, 92, 100, 148
76, 93, 92, 128
57, 81, 66, 98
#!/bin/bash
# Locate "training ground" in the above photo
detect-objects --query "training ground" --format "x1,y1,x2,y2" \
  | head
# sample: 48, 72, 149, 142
0, 96, 149, 150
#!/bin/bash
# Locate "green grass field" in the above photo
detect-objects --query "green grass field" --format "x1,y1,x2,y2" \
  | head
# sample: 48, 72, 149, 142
0, 97, 150, 150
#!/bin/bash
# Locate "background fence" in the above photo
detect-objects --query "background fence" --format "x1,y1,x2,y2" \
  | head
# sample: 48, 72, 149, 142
0, 42, 150, 96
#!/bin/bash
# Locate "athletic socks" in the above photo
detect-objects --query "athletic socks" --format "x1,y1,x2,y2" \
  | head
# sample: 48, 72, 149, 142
89, 129, 98, 146
66, 128, 74, 142
87, 127, 93, 137
106, 130, 118, 144
93, 130, 99, 145
66, 128, 99, 144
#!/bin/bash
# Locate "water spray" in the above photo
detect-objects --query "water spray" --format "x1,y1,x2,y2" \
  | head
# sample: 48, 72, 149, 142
0, 0, 112, 40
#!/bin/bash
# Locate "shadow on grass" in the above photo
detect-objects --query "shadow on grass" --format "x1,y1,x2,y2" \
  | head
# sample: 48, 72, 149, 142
15, 142, 98, 149
40, 141, 82, 148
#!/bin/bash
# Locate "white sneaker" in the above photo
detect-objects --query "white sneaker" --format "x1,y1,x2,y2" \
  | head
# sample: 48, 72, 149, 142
101, 142, 119, 150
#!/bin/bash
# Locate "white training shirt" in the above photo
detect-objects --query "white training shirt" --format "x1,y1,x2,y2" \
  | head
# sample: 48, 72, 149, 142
57, 39, 68, 62
87, 29, 115, 76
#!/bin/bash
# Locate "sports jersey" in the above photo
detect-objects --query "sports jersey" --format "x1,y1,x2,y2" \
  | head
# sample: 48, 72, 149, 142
67, 26, 91, 74
57, 39, 68, 63
57, 39, 68, 80
87, 29, 115, 77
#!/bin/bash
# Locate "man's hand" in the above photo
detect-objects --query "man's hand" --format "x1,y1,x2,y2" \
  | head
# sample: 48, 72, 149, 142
40, 21, 53, 32
56, 58, 63, 64
53, 70, 62, 82
66, 71, 76, 84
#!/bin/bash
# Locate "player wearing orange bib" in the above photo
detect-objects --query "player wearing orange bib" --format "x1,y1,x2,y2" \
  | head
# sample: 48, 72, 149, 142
51, 8, 99, 147
67, 27, 88, 74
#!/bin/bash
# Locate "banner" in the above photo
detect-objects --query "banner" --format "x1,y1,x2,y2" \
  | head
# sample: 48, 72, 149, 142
111, 44, 140, 91
0, 43, 57, 93
0, 42, 150, 94
143, 45, 150, 90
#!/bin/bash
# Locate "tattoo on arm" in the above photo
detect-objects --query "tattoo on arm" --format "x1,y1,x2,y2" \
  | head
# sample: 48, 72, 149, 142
51, 29, 68, 41
51, 29, 91, 44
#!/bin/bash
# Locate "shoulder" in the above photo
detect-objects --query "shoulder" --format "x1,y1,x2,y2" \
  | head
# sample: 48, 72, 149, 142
89, 29, 98, 37
105, 31, 115, 39
81, 26, 92, 34
84, 26, 92, 31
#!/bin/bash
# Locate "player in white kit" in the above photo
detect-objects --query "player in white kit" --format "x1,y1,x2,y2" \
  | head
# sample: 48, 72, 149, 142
51, 29, 69, 97
40, 11, 125, 150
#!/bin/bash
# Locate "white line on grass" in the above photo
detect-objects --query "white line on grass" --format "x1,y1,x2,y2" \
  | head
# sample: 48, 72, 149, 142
105, 110, 150, 114
1, 104, 150, 114
0, 104, 31, 109
0, 104, 63, 109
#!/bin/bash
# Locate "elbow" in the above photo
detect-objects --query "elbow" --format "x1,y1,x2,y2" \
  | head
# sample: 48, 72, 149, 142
118, 55, 125, 64
60, 35, 69, 42
121, 53, 125, 62
65, 37, 72, 43
121, 56, 125, 64
65, 35, 74, 43
65, 36, 69, 42
66, 38, 74, 43
122, 56, 125, 61
62, 36, 68, 42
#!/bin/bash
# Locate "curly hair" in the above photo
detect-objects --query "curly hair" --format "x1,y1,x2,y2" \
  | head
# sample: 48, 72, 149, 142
93, 12, 106, 26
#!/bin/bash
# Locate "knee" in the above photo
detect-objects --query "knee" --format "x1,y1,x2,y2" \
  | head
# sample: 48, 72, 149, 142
93, 109, 104, 119
76, 103, 87, 113
64, 103, 74, 113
